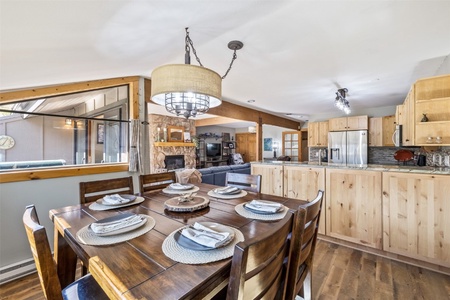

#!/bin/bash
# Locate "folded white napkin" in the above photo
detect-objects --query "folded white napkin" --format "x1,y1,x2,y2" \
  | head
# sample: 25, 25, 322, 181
102, 194, 131, 205
215, 186, 240, 194
181, 222, 231, 248
246, 200, 282, 213
90, 214, 143, 234
170, 183, 193, 190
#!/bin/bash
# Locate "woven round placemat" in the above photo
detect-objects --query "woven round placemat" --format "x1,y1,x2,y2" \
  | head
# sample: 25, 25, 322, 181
207, 190, 248, 199
88, 196, 145, 211
76, 215, 155, 246
235, 203, 288, 221
162, 226, 244, 264
164, 196, 210, 212
162, 186, 200, 195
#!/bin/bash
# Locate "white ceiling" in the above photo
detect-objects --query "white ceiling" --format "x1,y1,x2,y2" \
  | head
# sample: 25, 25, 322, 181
1, 1, 449, 123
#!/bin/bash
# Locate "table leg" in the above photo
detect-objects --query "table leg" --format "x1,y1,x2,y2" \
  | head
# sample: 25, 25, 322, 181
53, 227, 77, 288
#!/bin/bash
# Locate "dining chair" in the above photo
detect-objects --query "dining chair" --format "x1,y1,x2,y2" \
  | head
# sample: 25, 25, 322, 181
139, 172, 176, 194
22, 205, 108, 300
225, 172, 262, 193
285, 190, 325, 300
226, 211, 296, 300
79, 176, 134, 204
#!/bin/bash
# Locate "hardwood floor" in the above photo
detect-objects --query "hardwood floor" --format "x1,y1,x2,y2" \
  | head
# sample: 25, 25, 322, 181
1, 241, 449, 300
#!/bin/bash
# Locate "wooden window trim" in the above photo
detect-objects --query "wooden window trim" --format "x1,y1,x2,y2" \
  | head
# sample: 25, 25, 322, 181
0, 76, 141, 183
0, 164, 129, 183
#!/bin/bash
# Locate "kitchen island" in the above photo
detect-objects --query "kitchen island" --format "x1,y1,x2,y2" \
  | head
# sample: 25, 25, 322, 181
251, 161, 450, 275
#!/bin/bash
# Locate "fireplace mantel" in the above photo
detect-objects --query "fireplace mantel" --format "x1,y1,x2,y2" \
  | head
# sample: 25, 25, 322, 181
154, 142, 196, 147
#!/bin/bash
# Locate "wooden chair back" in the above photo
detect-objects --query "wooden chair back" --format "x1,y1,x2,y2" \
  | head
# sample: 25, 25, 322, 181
225, 172, 262, 193
23, 205, 63, 300
23, 205, 108, 300
226, 212, 296, 300
139, 172, 176, 194
286, 190, 325, 300
79, 176, 134, 204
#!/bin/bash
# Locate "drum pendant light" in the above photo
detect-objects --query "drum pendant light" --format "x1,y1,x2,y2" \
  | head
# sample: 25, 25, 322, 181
151, 28, 243, 119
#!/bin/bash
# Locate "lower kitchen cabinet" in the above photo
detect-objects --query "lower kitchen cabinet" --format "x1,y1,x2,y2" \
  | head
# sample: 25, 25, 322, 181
326, 168, 382, 249
251, 163, 283, 196
382, 172, 450, 267
283, 165, 326, 234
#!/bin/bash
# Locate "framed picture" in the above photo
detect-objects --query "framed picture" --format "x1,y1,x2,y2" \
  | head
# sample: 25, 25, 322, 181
263, 138, 273, 151
222, 132, 230, 141
184, 132, 191, 142
97, 123, 105, 144
168, 126, 184, 142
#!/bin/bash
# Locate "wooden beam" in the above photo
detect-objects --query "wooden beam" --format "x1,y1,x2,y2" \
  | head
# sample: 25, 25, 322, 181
207, 100, 300, 130
194, 116, 244, 127
0, 76, 140, 103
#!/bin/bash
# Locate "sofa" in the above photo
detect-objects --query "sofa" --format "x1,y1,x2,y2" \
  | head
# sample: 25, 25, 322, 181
198, 163, 251, 186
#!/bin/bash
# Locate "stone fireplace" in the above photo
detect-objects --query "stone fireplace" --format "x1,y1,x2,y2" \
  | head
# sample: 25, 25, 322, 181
149, 114, 196, 173
164, 155, 185, 170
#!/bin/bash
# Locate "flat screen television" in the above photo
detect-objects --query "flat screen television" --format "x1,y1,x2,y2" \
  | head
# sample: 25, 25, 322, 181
206, 143, 221, 158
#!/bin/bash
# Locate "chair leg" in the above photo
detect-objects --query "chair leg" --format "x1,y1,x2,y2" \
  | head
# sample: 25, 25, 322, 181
82, 264, 88, 276
299, 271, 312, 300
79, 259, 88, 276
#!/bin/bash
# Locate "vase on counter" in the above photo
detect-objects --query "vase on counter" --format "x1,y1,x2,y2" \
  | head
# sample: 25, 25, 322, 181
421, 113, 429, 122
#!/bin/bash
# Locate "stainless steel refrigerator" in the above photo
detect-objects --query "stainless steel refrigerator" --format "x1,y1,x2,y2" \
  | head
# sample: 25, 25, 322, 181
328, 130, 368, 166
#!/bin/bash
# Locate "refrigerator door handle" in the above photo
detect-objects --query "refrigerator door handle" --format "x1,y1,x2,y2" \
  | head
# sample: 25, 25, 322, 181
330, 148, 340, 160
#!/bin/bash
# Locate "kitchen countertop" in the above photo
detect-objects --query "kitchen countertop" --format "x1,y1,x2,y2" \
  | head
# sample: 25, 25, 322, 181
251, 161, 450, 175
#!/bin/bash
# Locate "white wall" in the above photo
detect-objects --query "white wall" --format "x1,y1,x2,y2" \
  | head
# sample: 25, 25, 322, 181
0, 172, 137, 268
262, 125, 291, 158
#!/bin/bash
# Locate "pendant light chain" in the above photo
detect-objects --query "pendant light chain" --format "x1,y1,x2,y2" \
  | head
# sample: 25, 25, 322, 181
185, 28, 203, 67
222, 50, 237, 79
184, 27, 241, 79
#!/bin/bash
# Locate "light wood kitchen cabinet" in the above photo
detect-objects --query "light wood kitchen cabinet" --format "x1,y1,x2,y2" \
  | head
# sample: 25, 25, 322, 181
382, 172, 450, 267
368, 115, 396, 146
402, 87, 415, 146
283, 165, 326, 234
414, 75, 450, 145
326, 168, 382, 249
282, 131, 301, 161
251, 163, 283, 196
395, 104, 405, 126
328, 115, 368, 131
307, 121, 328, 147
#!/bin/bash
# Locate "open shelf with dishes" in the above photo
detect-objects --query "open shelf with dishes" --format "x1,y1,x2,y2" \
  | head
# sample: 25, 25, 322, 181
414, 76, 450, 146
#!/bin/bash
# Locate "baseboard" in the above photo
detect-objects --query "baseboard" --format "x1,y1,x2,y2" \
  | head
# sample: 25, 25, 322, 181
0, 258, 36, 285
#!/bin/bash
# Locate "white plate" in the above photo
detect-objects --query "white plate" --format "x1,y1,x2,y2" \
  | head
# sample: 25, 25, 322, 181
175, 222, 235, 251
96, 194, 136, 206
89, 214, 147, 236
169, 183, 194, 190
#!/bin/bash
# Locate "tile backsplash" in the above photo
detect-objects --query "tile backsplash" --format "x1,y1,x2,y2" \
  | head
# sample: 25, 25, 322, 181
309, 146, 450, 166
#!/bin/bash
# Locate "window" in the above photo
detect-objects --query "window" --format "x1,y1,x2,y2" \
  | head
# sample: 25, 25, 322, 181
0, 86, 130, 171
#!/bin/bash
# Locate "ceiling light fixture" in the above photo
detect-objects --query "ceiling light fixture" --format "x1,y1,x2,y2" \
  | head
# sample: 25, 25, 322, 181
150, 28, 244, 119
335, 88, 351, 114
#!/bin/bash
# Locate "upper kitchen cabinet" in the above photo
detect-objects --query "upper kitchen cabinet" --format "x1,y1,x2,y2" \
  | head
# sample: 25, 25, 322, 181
308, 121, 328, 147
401, 86, 415, 146
328, 115, 368, 131
368, 115, 396, 147
414, 75, 450, 145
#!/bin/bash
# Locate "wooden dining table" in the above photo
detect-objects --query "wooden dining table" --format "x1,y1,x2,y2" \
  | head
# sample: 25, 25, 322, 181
49, 182, 307, 299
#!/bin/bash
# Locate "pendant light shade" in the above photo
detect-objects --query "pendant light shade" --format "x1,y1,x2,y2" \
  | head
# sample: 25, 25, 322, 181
150, 28, 242, 119
151, 64, 222, 118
